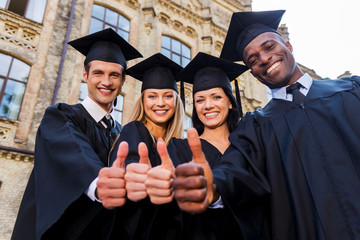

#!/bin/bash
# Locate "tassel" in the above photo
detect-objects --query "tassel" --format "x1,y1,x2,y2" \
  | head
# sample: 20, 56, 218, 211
234, 79, 243, 117
180, 81, 185, 110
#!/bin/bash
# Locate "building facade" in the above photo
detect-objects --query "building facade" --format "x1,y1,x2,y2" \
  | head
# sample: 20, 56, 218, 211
0, 0, 321, 239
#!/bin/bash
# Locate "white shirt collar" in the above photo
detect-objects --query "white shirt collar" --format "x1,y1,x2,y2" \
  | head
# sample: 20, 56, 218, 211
81, 96, 114, 124
271, 73, 313, 100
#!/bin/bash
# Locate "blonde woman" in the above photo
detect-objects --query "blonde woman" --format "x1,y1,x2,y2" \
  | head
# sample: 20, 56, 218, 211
108, 53, 184, 239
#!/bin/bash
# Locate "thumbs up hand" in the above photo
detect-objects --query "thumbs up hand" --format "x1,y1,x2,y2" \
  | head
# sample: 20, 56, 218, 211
145, 138, 175, 205
124, 142, 152, 202
97, 141, 128, 209
173, 128, 215, 214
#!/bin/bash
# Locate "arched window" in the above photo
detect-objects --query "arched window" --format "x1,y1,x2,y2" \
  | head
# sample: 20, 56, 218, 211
78, 83, 124, 125
0, 0, 48, 23
0, 53, 30, 120
161, 36, 191, 67
89, 4, 130, 41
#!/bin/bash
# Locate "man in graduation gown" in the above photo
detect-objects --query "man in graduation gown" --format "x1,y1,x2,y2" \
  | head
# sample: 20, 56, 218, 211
11, 28, 142, 240
173, 10, 360, 240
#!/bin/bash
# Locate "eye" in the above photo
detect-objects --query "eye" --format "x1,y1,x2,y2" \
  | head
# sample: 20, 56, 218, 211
165, 94, 173, 99
148, 95, 156, 99
213, 96, 221, 100
195, 99, 204, 103
111, 73, 121, 78
248, 58, 258, 66
266, 43, 274, 50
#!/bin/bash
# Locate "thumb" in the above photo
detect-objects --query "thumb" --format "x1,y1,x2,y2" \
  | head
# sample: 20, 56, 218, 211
112, 141, 128, 168
157, 138, 174, 171
138, 142, 151, 166
187, 128, 206, 164
187, 128, 214, 204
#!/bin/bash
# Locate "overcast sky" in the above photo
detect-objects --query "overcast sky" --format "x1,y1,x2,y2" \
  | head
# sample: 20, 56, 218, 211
251, 0, 360, 79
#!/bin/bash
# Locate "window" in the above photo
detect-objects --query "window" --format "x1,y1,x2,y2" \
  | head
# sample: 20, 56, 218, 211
0, 0, 47, 23
89, 4, 130, 41
161, 36, 191, 67
0, 53, 30, 120
78, 82, 124, 124
183, 114, 193, 138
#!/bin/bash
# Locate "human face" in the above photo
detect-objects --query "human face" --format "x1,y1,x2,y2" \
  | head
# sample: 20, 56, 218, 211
194, 87, 232, 130
83, 60, 125, 112
243, 32, 303, 89
143, 89, 176, 128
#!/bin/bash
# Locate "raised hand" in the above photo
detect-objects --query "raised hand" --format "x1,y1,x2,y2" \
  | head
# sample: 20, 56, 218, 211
145, 138, 175, 204
173, 128, 214, 214
97, 141, 128, 209
124, 142, 151, 202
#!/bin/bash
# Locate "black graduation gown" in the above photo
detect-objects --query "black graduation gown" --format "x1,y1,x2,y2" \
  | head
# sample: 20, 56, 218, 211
109, 121, 182, 240
11, 103, 121, 240
214, 76, 360, 240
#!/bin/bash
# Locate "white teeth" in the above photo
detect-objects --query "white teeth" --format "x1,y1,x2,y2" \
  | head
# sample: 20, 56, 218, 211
100, 89, 112, 93
205, 112, 219, 117
155, 110, 167, 114
267, 62, 280, 75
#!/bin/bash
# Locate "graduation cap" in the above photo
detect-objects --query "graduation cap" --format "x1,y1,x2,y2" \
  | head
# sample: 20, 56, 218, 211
126, 53, 183, 93
220, 10, 285, 62
68, 28, 143, 69
177, 52, 248, 116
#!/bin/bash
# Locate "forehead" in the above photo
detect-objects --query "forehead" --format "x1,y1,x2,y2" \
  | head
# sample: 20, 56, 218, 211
144, 88, 175, 94
194, 87, 225, 97
243, 32, 282, 58
89, 60, 124, 72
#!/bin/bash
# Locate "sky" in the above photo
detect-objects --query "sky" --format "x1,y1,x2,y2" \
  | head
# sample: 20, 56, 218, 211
251, 0, 360, 79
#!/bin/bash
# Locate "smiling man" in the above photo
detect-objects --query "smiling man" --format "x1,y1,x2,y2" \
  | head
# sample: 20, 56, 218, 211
217, 10, 360, 239
12, 28, 142, 240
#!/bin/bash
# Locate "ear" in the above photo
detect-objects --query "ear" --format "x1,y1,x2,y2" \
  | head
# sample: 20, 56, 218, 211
83, 68, 88, 82
121, 74, 126, 88
285, 41, 293, 52
229, 102, 232, 110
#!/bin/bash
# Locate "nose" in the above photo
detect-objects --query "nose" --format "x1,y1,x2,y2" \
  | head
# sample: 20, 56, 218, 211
102, 75, 111, 87
259, 52, 271, 65
204, 98, 214, 110
157, 97, 165, 107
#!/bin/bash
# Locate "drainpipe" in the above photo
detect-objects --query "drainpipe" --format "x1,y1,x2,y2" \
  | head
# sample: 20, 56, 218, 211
52, 0, 77, 105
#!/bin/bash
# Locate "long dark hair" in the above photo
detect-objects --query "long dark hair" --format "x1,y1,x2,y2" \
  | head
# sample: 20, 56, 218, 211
191, 88, 240, 136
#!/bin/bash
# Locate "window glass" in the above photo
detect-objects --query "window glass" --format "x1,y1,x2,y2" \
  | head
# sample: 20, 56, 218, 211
161, 36, 171, 49
172, 39, 181, 53
0, 80, 26, 119
0, 53, 12, 76
161, 49, 171, 59
8, 58, 30, 82
89, 18, 103, 34
183, 115, 193, 138
25, 0, 47, 23
91, 4, 105, 19
0, 0, 6, 8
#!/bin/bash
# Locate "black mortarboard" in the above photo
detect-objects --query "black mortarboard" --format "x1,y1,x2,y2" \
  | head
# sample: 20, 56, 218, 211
220, 10, 285, 62
126, 53, 183, 93
68, 28, 143, 69
177, 52, 248, 115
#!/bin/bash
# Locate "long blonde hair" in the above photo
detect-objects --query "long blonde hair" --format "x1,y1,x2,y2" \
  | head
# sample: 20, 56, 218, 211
129, 90, 185, 145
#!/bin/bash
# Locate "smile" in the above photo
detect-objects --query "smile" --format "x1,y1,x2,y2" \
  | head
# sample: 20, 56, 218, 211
266, 61, 280, 75
99, 89, 113, 93
154, 110, 168, 114
205, 112, 219, 118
